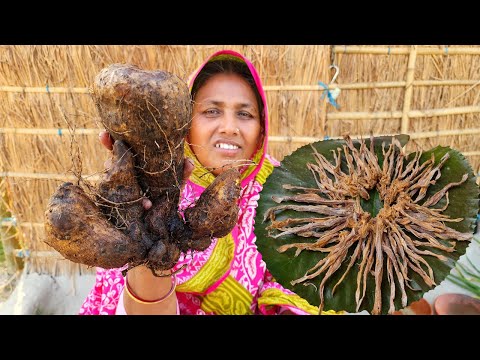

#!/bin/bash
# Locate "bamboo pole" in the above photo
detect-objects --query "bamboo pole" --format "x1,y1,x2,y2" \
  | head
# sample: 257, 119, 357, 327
407, 106, 480, 118
333, 46, 480, 55
13, 249, 63, 258
0, 128, 99, 135
0, 172, 101, 181
409, 128, 480, 139
1, 80, 479, 93
327, 106, 480, 120
463, 151, 480, 156
325, 80, 480, 90
265, 83, 405, 90
401, 46, 418, 134
268, 128, 480, 143
0, 86, 90, 94
2, 221, 44, 228
401, 80, 480, 87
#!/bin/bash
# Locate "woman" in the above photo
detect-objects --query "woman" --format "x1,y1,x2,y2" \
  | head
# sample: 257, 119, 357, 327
79, 49, 341, 315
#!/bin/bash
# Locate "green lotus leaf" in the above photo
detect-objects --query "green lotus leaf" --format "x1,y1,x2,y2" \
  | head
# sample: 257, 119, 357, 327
256, 135, 479, 314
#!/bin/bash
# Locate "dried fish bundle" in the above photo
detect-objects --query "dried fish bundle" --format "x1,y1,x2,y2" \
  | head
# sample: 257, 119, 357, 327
256, 135, 479, 314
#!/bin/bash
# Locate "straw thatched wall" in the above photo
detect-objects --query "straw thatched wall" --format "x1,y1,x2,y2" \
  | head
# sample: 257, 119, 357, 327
0, 45, 479, 277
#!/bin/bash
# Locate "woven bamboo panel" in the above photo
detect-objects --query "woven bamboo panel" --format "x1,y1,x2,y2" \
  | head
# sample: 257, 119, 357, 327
0, 45, 478, 276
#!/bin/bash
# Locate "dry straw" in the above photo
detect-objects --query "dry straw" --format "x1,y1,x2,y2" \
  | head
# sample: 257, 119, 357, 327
0, 45, 479, 277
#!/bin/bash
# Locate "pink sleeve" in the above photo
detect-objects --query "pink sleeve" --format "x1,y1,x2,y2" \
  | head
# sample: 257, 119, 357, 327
78, 268, 105, 315
115, 288, 127, 315
78, 268, 124, 315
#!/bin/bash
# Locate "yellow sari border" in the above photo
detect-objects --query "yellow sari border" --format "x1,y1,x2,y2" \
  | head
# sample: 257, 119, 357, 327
200, 275, 254, 315
184, 142, 215, 188
258, 288, 345, 315
176, 233, 235, 294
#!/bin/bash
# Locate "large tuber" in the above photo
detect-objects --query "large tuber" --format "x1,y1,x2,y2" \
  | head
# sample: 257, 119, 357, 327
45, 64, 241, 275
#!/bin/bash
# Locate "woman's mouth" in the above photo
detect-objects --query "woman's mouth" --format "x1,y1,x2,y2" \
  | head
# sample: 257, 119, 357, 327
215, 143, 240, 150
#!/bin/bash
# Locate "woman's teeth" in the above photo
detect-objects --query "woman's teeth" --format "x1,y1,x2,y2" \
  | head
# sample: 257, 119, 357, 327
215, 143, 239, 150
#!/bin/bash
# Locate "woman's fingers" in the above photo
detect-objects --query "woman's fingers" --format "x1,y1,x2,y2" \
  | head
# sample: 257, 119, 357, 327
183, 158, 194, 183
142, 198, 152, 210
141, 158, 192, 211
140, 158, 193, 211
103, 157, 112, 170
99, 130, 114, 151
99, 132, 193, 212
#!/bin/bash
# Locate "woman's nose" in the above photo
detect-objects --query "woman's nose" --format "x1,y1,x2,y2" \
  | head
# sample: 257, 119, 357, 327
219, 112, 239, 135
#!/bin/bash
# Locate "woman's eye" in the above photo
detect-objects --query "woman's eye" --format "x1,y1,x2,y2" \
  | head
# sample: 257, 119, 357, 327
239, 111, 253, 118
205, 109, 219, 116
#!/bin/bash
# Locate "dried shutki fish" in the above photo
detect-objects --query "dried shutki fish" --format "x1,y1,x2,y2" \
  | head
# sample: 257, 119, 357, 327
262, 135, 476, 314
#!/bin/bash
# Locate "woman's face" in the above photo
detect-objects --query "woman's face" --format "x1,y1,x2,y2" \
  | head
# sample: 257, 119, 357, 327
189, 72, 263, 176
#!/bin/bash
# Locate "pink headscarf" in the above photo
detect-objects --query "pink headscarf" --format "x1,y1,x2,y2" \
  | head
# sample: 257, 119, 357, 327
186, 49, 270, 186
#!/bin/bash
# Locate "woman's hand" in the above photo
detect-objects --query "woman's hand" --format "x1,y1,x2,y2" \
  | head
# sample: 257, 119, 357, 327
124, 265, 179, 315
98, 130, 194, 315
98, 130, 194, 211
98, 129, 115, 150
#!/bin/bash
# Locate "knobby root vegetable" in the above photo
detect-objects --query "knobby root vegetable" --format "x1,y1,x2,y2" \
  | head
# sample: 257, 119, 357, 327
45, 64, 241, 275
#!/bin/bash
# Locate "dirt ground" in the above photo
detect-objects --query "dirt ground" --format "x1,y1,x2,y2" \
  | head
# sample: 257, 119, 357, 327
0, 251, 95, 315
0, 267, 95, 315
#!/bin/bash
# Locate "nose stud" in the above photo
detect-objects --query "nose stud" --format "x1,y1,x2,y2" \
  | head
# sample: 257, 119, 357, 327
234, 128, 240, 135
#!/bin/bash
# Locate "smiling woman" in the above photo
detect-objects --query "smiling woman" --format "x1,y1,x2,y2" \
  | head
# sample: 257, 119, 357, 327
79, 49, 343, 315
189, 61, 264, 176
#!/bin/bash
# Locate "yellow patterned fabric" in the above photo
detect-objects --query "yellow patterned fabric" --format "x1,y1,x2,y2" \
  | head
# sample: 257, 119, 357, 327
239, 144, 270, 184
200, 275, 254, 315
184, 141, 270, 188
183, 142, 215, 189
177, 143, 275, 306
258, 288, 346, 315
176, 233, 235, 294
254, 155, 274, 185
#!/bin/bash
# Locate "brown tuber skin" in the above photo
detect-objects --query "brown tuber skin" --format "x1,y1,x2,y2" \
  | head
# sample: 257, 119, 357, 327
45, 182, 147, 269
44, 64, 242, 275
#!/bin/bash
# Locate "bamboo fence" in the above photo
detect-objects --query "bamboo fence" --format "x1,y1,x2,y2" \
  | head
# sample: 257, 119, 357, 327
0, 45, 479, 277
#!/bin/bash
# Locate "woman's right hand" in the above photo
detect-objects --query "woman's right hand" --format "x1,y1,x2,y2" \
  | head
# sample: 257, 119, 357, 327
99, 129, 194, 314
98, 130, 194, 211
99, 130, 153, 209
99, 130, 114, 150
